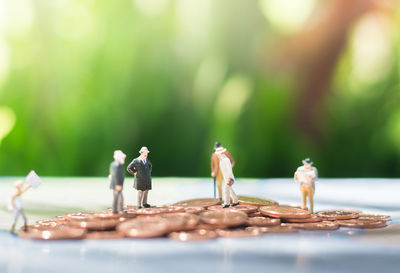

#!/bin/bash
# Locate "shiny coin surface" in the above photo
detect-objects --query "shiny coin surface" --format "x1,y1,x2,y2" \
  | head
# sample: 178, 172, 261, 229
117, 217, 169, 238
200, 210, 248, 227
207, 205, 258, 214
316, 210, 361, 220
85, 231, 124, 240
168, 230, 218, 241
173, 198, 221, 208
67, 219, 120, 231
64, 212, 94, 221
216, 229, 261, 238
246, 225, 298, 233
135, 206, 185, 216
283, 215, 322, 223
183, 207, 206, 214
337, 219, 387, 229
358, 214, 391, 222
247, 217, 281, 227
282, 221, 339, 230
93, 212, 132, 220
238, 195, 278, 207
260, 206, 310, 219
19, 226, 86, 240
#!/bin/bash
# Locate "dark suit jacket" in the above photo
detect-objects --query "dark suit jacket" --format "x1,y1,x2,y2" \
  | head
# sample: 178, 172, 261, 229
109, 161, 124, 190
127, 157, 152, 190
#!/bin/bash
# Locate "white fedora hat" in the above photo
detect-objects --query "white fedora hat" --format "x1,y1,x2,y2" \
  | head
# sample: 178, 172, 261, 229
139, 146, 150, 153
215, 147, 226, 154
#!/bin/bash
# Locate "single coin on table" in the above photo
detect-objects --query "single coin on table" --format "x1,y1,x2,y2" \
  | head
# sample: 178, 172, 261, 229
247, 216, 281, 227
19, 226, 86, 240
336, 219, 387, 229
85, 231, 125, 240
316, 210, 361, 220
168, 230, 218, 241
357, 214, 391, 222
207, 205, 258, 214
237, 195, 278, 207
200, 210, 248, 227
283, 214, 322, 223
245, 225, 298, 234
282, 221, 339, 230
117, 217, 169, 238
173, 198, 221, 208
260, 206, 310, 219
216, 228, 261, 238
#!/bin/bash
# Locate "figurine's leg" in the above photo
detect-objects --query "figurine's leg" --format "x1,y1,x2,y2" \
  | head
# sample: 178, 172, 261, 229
309, 187, 314, 213
112, 190, 119, 214
143, 190, 148, 204
11, 210, 20, 233
21, 210, 28, 231
137, 190, 143, 208
229, 186, 239, 205
117, 191, 124, 213
216, 172, 223, 201
301, 186, 307, 210
223, 182, 231, 206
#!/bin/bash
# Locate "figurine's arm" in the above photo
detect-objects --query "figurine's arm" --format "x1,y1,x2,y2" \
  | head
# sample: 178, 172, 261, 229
149, 161, 152, 172
127, 161, 137, 175
21, 184, 31, 194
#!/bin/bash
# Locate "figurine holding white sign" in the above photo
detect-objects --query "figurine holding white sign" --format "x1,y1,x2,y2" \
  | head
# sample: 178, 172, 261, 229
294, 158, 318, 213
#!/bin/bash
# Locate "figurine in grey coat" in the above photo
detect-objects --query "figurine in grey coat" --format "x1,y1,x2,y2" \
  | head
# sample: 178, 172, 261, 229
109, 150, 126, 214
127, 146, 152, 208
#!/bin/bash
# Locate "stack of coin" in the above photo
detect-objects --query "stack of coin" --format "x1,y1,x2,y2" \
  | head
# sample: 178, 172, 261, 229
18, 197, 391, 241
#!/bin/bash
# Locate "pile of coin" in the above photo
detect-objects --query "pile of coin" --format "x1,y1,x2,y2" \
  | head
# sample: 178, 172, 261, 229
18, 196, 391, 241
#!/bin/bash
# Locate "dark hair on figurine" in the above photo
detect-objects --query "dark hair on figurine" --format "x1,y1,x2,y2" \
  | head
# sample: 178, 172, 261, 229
214, 142, 222, 149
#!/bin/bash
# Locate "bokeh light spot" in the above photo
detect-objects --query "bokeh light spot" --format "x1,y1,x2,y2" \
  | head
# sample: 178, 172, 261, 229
0, 106, 16, 145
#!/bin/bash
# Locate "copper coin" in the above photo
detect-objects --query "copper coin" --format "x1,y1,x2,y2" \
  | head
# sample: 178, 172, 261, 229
246, 225, 298, 233
173, 198, 221, 208
247, 217, 281, 227
85, 231, 124, 240
53, 216, 67, 223
283, 215, 322, 223
337, 219, 387, 229
260, 206, 310, 219
248, 211, 263, 217
282, 221, 339, 230
117, 217, 169, 238
358, 214, 391, 221
316, 210, 361, 220
157, 213, 188, 232
168, 230, 218, 241
179, 213, 200, 230
35, 220, 62, 228
135, 206, 185, 216
19, 226, 86, 240
93, 212, 131, 220
216, 229, 261, 238
207, 205, 258, 214
67, 219, 120, 231
237, 195, 279, 207
64, 212, 94, 221
184, 206, 206, 214
194, 224, 218, 230
200, 210, 248, 227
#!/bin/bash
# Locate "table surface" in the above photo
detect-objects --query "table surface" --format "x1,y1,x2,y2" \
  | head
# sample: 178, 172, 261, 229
1, 177, 400, 273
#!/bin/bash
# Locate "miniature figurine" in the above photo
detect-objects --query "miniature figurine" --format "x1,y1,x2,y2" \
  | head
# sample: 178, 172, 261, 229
211, 142, 235, 201
294, 158, 318, 213
109, 150, 127, 214
215, 146, 239, 208
127, 146, 152, 209
9, 170, 42, 233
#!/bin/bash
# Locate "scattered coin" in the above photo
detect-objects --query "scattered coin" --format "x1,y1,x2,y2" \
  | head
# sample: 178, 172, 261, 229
247, 217, 281, 227
337, 219, 387, 229
64, 212, 94, 221
183, 207, 206, 214
200, 210, 248, 227
316, 210, 361, 220
238, 195, 278, 207
168, 230, 218, 241
85, 231, 125, 240
207, 205, 258, 214
282, 221, 339, 230
260, 206, 310, 219
117, 217, 169, 238
245, 225, 298, 233
67, 219, 120, 231
135, 206, 185, 216
283, 215, 322, 223
19, 226, 86, 240
357, 214, 391, 222
173, 198, 221, 208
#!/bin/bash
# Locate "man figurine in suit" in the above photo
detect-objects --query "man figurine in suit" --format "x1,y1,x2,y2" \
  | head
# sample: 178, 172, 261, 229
215, 146, 239, 208
109, 150, 126, 214
211, 142, 235, 201
127, 146, 152, 209
294, 158, 318, 213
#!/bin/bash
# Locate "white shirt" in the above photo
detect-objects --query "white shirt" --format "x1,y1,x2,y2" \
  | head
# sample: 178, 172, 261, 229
295, 166, 318, 186
219, 155, 235, 182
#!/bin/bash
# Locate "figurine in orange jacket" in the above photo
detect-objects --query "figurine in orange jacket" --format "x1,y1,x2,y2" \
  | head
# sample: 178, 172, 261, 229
211, 142, 235, 201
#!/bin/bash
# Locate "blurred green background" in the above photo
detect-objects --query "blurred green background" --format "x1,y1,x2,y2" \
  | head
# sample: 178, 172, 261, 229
0, 0, 399, 178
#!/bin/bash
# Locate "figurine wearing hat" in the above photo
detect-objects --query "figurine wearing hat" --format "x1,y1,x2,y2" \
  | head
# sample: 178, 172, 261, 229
127, 146, 152, 209
215, 146, 239, 208
211, 142, 235, 201
109, 150, 126, 214
294, 158, 318, 213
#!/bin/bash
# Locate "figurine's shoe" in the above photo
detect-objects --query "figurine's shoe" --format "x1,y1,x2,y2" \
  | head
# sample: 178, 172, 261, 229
143, 203, 151, 208
231, 202, 240, 207
222, 204, 230, 208
137, 205, 143, 209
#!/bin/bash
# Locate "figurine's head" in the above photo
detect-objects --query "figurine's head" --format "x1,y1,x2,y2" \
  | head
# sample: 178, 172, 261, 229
114, 150, 126, 164
215, 147, 226, 158
139, 146, 150, 159
214, 142, 222, 150
14, 179, 24, 189
302, 158, 313, 169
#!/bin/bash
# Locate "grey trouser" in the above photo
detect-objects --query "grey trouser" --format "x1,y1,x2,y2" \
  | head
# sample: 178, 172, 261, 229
113, 190, 124, 214
13, 209, 27, 226
224, 182, 238, 205
137, 190, 149, 206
